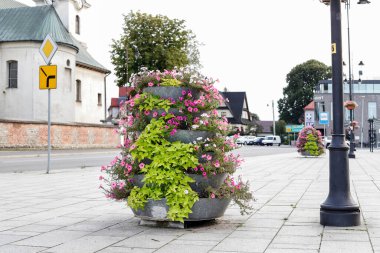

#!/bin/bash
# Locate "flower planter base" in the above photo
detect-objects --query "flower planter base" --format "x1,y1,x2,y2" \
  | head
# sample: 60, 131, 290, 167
300, 151, 320, 157
167, 130, 215, 144
131, 198, 231, 225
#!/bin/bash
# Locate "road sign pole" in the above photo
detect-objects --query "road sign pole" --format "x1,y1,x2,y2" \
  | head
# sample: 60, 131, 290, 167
47, 88, 51, 174
40, 34, 58, 174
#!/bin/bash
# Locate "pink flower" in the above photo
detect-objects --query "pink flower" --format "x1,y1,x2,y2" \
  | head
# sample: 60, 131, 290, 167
152, 111, 158, 118
193, 108, 198, 112
170, 129, 177, 136
214, 161, 220, 168
139, 163, 145, 169
188, 107, 193, 112
100, 166, 106, 171
118, 182, 125, 189
211, 193, 215, 199
144, 110, 150, 116
202, 172, 207, 177
111, 182, 117, 189
206, 155, 212, 161
148, 82, 154, 87
194, 167, 198, 171
161, 112, 166, 117
99, 175, 104, 180
130, 101, 135, 107
182, 90, 187, 95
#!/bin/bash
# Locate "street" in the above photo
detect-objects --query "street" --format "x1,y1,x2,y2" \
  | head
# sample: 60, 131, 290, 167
0, 149, 119, 173
0, 146, 297, 173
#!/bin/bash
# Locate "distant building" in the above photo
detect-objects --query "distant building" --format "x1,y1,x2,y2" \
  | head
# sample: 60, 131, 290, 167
304, 101, 315, 127
218, 91, 253, 134
0, 0, 110, 124
256, 120, 274, 136
313, 79, 380, 145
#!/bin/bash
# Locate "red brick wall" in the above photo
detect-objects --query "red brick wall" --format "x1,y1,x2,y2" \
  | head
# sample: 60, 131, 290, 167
0, 120, 119, 149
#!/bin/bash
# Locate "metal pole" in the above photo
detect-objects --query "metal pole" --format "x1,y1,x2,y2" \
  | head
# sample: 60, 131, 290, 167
361, 96, 364, 148
47, 88, 51, 174
346, 0, 356, 158
320, 0, 360, 226
272, 100, 275, 136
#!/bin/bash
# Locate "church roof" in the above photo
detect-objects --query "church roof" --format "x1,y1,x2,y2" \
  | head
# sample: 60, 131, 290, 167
0, 0, 27, 9
0, 5, 77, 50
0, 4, 110, 74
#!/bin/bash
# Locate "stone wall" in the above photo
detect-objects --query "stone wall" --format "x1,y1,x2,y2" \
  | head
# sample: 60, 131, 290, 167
0, 119, 119, 149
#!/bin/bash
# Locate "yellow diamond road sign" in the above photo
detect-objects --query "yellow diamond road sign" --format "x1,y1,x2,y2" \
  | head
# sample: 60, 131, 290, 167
39, 34, 58, 65
39, 65, 57, 89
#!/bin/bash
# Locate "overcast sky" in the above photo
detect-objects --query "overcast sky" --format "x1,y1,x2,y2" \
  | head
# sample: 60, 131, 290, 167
21, 0, 380, 120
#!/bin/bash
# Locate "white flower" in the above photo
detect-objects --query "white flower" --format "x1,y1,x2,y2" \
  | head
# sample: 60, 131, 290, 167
184, 190, 189, 194
192, 125, 199, 129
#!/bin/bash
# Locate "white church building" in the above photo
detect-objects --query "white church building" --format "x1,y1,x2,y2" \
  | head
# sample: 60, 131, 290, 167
0, 0, 110, 124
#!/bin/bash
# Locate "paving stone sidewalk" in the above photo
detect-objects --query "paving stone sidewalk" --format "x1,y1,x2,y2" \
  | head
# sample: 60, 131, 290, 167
1, 149, 380, 253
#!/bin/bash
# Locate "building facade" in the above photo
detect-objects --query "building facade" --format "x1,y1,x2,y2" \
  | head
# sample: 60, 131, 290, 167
0, 0, 110, 124
313, 79, 380, 145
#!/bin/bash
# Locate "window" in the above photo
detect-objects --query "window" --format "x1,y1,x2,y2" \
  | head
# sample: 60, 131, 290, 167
76, 80, 81, 102
221, 111, 227, 117
368, 102, 377, 119
314, 102, 325, 121
98, 93, 102, 106
75, 15, 80, 34
8, 60, 18, 88
345, 108, 350, 121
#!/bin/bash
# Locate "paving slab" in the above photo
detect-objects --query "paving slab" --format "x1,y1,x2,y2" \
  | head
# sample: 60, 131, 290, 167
0, 149, 380, 252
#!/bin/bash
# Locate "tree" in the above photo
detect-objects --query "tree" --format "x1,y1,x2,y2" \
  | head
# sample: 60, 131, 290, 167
278, 59, 331, 124
110, 11, 201, 87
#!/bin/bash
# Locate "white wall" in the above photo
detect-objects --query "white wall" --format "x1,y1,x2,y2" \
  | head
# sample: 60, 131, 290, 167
0, 41, 107, 124
75, 67, 105, 123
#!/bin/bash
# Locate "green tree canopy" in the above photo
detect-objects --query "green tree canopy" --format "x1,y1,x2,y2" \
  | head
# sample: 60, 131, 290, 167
110, 11, 201, 87
278, 59, 331, 124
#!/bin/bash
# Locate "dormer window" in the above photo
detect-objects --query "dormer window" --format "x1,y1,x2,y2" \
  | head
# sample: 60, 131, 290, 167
75, 15, 80, 34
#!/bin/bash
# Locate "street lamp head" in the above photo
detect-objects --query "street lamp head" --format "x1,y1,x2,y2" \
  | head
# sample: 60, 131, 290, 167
357, 0, 370, 4
320, 0, 347, 5
343, 61, 347, 66
358, 61, 364, 66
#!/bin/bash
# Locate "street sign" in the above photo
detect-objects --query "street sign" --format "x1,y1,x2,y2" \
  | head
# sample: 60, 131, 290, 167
319, 112, 329, 125
39, 65, 57, 89
286, 125, 304, 133
39, 34, 58, 65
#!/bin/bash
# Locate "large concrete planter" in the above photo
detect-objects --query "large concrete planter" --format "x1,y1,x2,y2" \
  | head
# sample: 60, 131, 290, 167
167, 130, 215, 144
132, 173, 228, 194
188, 173, 228, 194
131, 198, 231, 221
143, 87, 200, 100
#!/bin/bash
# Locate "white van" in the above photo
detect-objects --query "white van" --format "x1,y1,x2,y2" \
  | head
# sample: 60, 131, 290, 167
262, 135, 281, 146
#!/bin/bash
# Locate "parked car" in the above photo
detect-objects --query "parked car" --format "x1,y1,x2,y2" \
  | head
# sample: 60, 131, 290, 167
236, 136, 256, 145
262, 135, 281, 146
324, 136, 350, 148
248, 137, 265, 145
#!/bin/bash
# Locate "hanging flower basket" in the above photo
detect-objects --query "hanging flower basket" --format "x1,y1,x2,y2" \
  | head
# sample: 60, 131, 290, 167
344, 100, 358, 110
351, 120, 359, 129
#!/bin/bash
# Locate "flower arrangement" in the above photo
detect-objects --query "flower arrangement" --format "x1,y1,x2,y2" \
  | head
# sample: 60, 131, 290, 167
344, 100, 358, 110
351, 120, 359, 129
296, 126, 324, 156
100, 67, 253, 222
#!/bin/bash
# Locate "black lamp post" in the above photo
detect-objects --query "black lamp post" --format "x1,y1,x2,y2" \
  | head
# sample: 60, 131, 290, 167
319, 0, 361, 226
